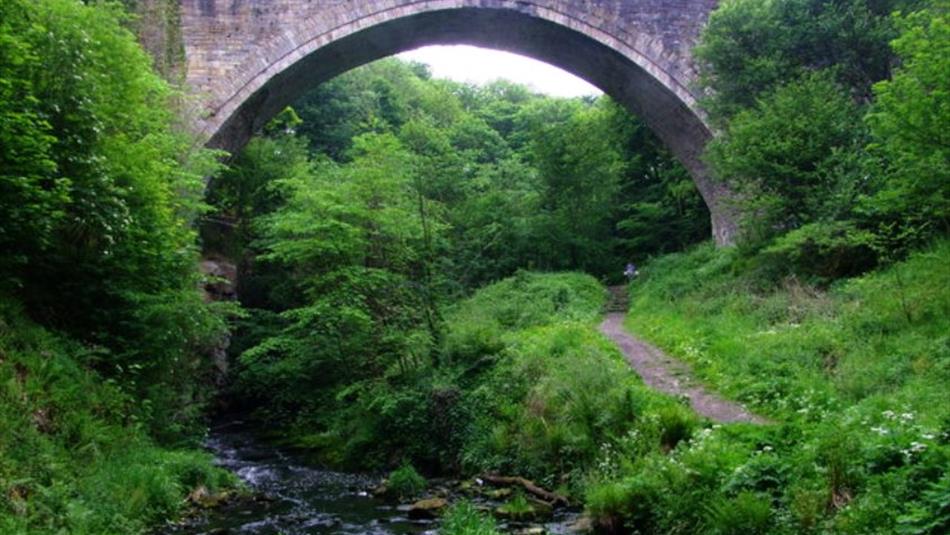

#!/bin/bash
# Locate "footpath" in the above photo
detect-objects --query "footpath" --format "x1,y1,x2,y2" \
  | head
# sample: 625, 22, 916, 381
600, 286, 766, 424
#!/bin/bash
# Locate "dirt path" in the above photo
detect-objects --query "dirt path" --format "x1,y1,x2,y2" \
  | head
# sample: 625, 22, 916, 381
599, 312, 767, 424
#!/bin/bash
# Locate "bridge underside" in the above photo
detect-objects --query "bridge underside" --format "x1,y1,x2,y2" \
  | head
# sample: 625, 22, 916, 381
177, 1, 737, 244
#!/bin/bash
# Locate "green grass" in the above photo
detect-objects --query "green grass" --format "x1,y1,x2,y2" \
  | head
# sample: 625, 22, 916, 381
584, 239, 950, 533
0, 298, 237, 534
440, 501, 502, 535
442, 270, 606, 365
626, 240, 949, 425
450, 272, 699, 496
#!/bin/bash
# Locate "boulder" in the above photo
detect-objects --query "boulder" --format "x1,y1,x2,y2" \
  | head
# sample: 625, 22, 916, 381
407, 497, 448, 519
567, 515, 594, 533
187, 485, 229, 509
488, 487, 513, 499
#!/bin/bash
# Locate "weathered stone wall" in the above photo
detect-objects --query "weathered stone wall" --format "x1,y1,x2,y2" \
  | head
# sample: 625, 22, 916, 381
175, 0, 737, 244
132, 0, 187, 81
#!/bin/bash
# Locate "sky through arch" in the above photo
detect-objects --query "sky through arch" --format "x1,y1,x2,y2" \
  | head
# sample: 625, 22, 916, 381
398, 45, 601, 98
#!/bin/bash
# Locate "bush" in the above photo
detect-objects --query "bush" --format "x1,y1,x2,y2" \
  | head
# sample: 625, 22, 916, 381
862, 4, 950, 252
0, 0, 226, 443
388, 463, 427, 499
759, 221, 878, 282
656, 404, 698, 450
897, 472, 950, 535
585, 474, 665, 534
585, 480, 633, 533
466, 322, 648, 484
704, 492, 773, 535
696, 0, 896, 122
441, 501, 502, 535
704, 72, 867, 242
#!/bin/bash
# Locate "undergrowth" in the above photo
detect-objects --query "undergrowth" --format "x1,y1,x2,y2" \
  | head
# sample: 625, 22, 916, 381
441, 501, 503, 535
584, 239, 950, 533
0, 298, 236, 534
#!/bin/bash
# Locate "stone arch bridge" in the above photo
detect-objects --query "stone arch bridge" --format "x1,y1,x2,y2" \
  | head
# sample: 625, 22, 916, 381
166, 0, 735, 243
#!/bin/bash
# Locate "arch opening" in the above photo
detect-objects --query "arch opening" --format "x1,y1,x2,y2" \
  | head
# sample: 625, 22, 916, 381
192, 5, 736, 243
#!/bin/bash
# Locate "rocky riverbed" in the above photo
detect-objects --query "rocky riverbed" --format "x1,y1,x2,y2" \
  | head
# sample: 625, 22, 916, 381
158, 420, 587, 534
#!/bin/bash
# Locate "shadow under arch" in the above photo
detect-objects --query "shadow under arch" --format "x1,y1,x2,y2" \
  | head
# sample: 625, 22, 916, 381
197, 6, 736, 243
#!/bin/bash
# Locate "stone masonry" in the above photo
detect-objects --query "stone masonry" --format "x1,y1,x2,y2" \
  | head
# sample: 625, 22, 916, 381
176, 0, 737, 244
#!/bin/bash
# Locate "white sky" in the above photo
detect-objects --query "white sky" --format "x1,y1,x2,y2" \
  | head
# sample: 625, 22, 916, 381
398, 45, 601, 98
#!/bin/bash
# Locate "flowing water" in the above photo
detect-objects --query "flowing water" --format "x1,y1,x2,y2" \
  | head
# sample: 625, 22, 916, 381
161, 420, 581, 534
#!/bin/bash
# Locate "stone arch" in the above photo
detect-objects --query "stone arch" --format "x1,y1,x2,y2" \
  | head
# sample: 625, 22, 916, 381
182, 1, 736, 244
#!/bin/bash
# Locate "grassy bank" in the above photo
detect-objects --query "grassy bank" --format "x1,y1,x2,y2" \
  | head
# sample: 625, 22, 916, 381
241, 271, 700, 500
589, 240, 950, 533
445, 272, 698, 493
0, 299, 236, 534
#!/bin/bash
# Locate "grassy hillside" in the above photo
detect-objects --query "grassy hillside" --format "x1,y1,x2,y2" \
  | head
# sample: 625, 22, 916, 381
597, 240, 950, 533
0, 299, 235, 534
444, 272, 698, 491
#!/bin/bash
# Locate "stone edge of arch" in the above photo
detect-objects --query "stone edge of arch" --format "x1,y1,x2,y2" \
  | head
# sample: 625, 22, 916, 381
189, 0, 708, 143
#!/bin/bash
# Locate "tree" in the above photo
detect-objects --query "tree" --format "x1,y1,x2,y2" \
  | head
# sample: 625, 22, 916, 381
0, 0, 227, 439
705, 73, 867, 241
0, 1, 64, 276
696, 0, 906, 123
862, 2, 950, 247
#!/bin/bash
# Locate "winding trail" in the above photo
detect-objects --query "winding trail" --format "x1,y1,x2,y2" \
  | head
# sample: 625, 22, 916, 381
600, 287, 766, 424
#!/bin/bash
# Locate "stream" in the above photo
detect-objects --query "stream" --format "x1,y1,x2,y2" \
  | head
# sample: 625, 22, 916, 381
161, 419, 582, 534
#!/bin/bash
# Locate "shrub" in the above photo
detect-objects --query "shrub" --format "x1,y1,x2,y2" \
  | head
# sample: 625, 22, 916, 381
760, 221, 878, 282
586, 474, 665, 534
586, 480, 632, 533
0, 0, 227, 444
897, 472, 950, 535
656, 404, 697, 450
696, 0, 895, 123
440, 501, 502, 535
863, 5, 950, 251
388, 463, 426, 499
704, 72, 867, 242
704, 492, 773, 535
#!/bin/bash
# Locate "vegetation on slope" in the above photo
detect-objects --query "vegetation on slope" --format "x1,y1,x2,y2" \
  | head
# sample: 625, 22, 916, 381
578, 4, 950, 531
214, 57, 714, 485
0, 299, 236, 534
699, 0, 948, 265
591, 241, 950, 534
1, 1, 236, 531
0, 0, 230, 439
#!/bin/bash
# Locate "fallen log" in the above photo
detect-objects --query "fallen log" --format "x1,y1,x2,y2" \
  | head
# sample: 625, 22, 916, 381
480, 474, 569, 507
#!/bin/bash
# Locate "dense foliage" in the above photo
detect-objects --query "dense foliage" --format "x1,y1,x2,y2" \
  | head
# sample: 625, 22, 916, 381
700, 0, 949, 276
0, 0, 228, 437
561, 4, 950, 532
208, 60, 711, 483
1, 1, 233, 531
594, 239, 949, 534
207, 59, 709, 293
2, 0, 948, 533
0, 301, 235, 534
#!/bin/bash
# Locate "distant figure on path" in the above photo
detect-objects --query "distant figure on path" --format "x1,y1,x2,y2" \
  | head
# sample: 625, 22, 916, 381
624, 263, 638, 282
